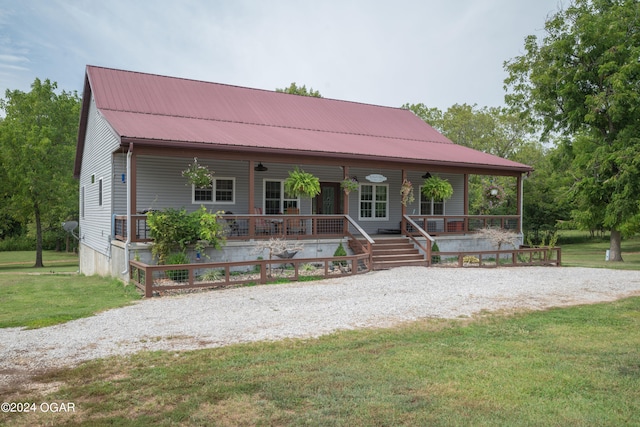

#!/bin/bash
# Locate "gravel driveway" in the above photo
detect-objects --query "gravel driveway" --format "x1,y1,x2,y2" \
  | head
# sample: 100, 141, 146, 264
2, 266, 640, 391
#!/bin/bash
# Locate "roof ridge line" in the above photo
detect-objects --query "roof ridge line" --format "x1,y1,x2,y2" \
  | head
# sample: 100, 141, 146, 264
87, 65, 406, 111
99, 106, 453, 145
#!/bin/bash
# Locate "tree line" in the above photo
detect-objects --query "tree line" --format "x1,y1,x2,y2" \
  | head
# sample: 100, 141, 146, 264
2, 0, 638, 266
0, 79, 80, 266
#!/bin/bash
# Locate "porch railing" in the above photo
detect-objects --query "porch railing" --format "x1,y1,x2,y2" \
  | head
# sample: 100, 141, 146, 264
114, 213, 522, 244
114, 214, 152, 242
406, 215, 520, 235
115, 213, 350, 243
433, 247, 561, 268
130, 253, 372, 298
345, 215, 375, 267
402, 215, 434, 265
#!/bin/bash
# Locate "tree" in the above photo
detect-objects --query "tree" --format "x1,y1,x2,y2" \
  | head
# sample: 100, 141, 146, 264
0, 79, 81, 267
504, 0, 640, 261
276, 82, 322, 97
404, 103, 535, 157
516, 142, 574, 238
404, 102, 535, 216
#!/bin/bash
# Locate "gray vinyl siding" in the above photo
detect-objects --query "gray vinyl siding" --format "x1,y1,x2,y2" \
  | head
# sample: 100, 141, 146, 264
412, 172, 465, 216
346, 169, 464, 235
78, 95, 120, 255
251, 163, 344, 214
130, 160, 345, 215
113, 153, 127, 215
133, 156, 250, 214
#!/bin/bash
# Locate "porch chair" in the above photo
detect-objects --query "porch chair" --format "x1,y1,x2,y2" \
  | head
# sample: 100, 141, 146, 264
285, 207, 306, 235
254, 207, 272, 234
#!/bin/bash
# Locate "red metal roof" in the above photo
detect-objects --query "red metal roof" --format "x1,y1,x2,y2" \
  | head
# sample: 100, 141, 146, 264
77, 65, 532, 175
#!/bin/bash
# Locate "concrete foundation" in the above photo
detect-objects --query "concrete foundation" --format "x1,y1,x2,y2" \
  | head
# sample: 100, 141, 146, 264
80, 234, 523, 282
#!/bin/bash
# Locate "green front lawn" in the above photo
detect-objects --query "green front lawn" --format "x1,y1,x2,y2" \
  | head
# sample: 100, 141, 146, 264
558, 231, 640, 270
0, 250, 140, 329
0, 250, 80, 273
3, 297, 640, 426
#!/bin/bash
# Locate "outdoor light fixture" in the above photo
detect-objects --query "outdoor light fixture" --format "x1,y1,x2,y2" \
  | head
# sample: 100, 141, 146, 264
422, 172, 432, 179
254, 162, 268, 172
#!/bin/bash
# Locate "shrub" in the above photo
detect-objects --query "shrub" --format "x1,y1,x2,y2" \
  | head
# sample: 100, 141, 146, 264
147, 207, 226, 264
333, 242, 347, 267
200, 269, 223, 282
0, 235, 35, 251
165, 252, 190, 282
431, 241, 441, 264
463, 255, 480, 264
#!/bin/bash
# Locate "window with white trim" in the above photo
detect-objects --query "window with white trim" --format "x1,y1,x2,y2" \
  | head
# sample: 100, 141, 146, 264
419, 187, 445, 215
359, 184, 388, 220
81, 186, 85, 219
264, 180, 298, 214
192, 178, 235, 204
98, 178, 103, 206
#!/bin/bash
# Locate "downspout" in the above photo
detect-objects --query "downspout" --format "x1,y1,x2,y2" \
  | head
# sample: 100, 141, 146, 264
519, 173, 524, 235
121, 144, 133, 275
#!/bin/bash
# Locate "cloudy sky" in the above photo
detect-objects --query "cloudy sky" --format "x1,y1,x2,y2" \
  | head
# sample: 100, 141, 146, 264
1, 0, 564, 110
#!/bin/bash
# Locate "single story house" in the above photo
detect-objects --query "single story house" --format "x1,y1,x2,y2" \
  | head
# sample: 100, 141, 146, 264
74, 65, 533, 280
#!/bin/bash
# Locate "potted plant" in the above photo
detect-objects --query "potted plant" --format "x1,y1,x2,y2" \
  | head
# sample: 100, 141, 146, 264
400, 179, 414, 206
284, 167, 321, 198
182, 157, 214, 188
340, 177, 359, 194
421, 175, 453, 201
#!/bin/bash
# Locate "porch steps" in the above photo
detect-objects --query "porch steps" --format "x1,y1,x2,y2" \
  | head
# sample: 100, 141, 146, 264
370, 237, 427, 270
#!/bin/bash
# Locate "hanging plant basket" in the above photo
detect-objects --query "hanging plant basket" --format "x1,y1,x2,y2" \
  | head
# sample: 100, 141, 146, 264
400, 179, 415, 206
421, 176, 453, 201
181, 157, 214, 188
340, 177, 359, 194
284, 167, 321, 198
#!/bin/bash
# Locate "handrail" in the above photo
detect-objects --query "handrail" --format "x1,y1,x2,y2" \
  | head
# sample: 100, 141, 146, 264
403, 214, 434, 265
403, 215, 434, 242
344, 215, 375, 245
344, 214, 374, 269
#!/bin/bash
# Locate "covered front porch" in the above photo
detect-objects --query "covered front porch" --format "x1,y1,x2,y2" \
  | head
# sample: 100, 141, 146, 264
112, 146, 525, 245
110, 152, 535, 297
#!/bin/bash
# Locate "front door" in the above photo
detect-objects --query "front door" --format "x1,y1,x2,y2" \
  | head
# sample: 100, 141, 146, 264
314, 182, 342, 214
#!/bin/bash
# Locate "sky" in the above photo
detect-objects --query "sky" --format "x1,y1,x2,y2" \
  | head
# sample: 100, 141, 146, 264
0, 0, 565, 110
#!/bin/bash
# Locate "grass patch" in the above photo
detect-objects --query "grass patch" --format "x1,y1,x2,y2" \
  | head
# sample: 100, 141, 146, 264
0, 250, 139, 329
4, 298, 640, 426
558, 231, 640, 270
0, 274, 140, 329
0, 250, 79, 273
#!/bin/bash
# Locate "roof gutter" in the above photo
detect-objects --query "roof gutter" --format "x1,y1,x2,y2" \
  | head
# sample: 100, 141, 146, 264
121, 143, 133, 276
119, 137, 534, 174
